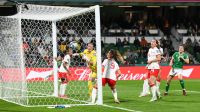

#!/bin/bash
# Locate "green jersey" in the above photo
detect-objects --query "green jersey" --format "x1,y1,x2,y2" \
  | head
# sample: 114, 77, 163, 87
172, 52, 188, 69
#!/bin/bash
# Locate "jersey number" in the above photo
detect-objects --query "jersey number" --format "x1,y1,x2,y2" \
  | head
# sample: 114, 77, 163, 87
110, 63, 115, 69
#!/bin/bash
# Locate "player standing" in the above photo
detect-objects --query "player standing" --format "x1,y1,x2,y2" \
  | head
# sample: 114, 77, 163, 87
147, 39, 161, 102
91, 50, 123, 104
73, 42, 96, 101
139, 40, 163, 98
164, 45, 189, 96
57, 49, 72, 98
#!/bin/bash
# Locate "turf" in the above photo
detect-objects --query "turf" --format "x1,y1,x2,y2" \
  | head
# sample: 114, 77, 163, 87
1, 80, 200, 112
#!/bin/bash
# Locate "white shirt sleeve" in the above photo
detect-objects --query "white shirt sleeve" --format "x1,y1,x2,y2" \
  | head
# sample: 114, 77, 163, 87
63, 55, 70, 64
155, 48, 161, 55
102, 59, 107, 67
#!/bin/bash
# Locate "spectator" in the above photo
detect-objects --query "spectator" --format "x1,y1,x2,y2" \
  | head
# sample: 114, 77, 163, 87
116, 38, 123, 48
140, 37, 148, 47
133, 36, 140, 48
59, 41, 67, 53
123, 38, 129, 45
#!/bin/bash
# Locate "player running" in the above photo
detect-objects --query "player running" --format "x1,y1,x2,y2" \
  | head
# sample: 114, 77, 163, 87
147, 39, 161, 102
91, 50, 124, 104
164, 45, 189, 96
73, 42, 97, 101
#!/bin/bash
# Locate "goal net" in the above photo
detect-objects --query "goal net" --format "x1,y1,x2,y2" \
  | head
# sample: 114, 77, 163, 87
0, 4, 102, 107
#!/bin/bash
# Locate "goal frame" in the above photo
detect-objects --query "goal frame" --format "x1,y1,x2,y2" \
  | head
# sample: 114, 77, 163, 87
0, 4, 102, 107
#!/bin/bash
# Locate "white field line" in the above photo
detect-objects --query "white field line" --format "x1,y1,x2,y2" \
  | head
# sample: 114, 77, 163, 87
102, 104, 142, 112
172, 90, 200, 94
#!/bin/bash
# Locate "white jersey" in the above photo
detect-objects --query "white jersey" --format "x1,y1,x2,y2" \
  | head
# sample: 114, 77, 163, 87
147, 47, 160, 69
102, 59, 119, 81
59, 55, 71, 73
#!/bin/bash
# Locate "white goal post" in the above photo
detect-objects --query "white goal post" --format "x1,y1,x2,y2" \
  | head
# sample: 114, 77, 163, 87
0, 4, 102, 107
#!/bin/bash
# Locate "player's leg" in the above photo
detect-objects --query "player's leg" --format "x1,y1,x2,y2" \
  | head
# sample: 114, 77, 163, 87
156, 69, 162, 98
177, 71, 187, 96
139, 74, 150, 97
88, 73, 94, 101
58, 72, 68, 98
108, 79, 119, 103
91, 79, 98, 103
88, 72, 97, 101
164, 68, 175, 96
91, 78, 106, 103
59, 77, 68, 98
149, 75, 157, 102
164, 75, 174, 96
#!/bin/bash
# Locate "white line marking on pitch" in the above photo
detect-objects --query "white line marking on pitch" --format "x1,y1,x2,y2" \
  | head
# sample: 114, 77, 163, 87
102, 104, 142, 112
173, 90, 200, 94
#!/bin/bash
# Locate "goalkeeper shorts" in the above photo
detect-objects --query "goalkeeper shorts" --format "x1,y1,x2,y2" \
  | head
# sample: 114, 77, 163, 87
89, 72, 97, 78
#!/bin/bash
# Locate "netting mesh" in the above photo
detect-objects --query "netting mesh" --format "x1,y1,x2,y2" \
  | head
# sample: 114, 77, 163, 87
0, 17, 27, 105
0, 5, 100, 106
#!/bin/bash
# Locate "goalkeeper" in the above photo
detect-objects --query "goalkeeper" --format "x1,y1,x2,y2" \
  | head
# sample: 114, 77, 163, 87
73, 42, 97, 101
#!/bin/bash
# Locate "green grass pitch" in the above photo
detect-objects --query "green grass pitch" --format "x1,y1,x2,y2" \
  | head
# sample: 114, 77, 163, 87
1, 80, 200, 112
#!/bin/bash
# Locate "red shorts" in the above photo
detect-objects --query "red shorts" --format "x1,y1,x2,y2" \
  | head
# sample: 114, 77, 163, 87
58, 72, 68, 79
102, 78, 116, 88
147, 69, 160, 78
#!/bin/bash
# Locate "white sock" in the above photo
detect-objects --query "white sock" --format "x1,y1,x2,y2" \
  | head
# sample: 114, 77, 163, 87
156, 81, 161, 96
151, 85, 157, 100
60, 83, 67, 96
112, 88, 118, 100
91, 88, 97, 103
144, 79, 150, 94
141, 79, 149, 95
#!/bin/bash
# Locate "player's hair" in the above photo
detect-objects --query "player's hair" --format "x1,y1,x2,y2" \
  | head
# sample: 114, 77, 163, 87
179, 44, 185, 50
109, 49, 124, 63
87, 42, 94, 46
155, 40, 160, 49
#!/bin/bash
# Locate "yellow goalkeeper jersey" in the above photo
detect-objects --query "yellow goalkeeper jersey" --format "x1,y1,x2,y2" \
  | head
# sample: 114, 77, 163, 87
80, 49, 97, 72
89, 55, 97, 73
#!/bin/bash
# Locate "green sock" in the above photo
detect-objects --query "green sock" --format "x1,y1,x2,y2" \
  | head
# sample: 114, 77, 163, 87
165, 83, 170, 93
180, 80, 185, 89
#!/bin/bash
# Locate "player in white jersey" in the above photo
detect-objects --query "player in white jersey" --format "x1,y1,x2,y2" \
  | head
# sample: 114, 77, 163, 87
147, 39, 161, 102
139, 40, 163, 98
57, 49, 72, 98
91, 50, 124, 104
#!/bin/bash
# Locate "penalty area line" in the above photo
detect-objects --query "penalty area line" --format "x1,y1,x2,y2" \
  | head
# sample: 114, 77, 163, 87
102, 104, 142, 112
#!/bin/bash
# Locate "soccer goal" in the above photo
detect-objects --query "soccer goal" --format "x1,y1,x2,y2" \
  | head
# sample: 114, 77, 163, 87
0, 4, 102, 107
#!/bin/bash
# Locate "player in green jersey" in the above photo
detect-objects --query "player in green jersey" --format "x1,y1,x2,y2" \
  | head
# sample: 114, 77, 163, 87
164, 45, 189, 96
